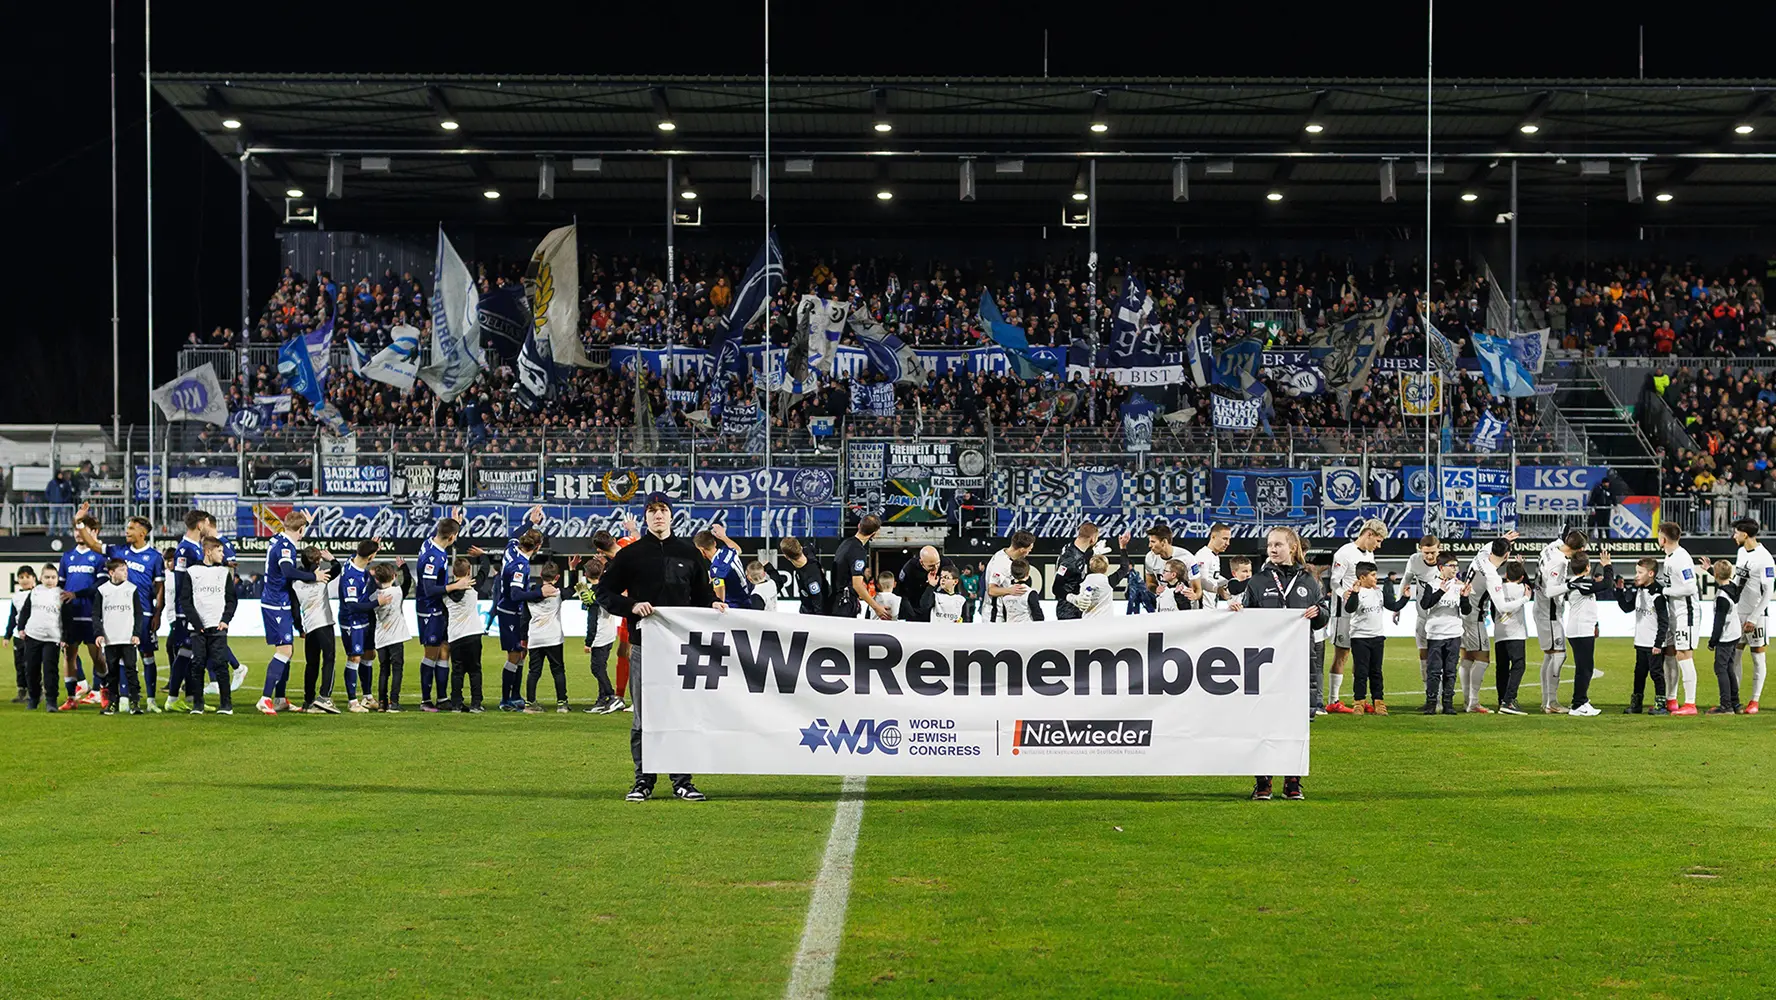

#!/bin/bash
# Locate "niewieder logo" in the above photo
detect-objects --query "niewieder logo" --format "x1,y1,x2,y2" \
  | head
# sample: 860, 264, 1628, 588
1013, 719, 1154, 752
798, 718, 902, 754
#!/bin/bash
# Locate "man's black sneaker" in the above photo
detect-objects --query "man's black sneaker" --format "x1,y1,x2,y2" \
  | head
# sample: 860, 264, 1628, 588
100, 704, 116, 716
467, 704, 485, 714
625, 780, 654, 802
1440, 706, 1458, 715
1250, 778, 1273, 801
1623, 703, 1643, 714
1420, 704, 1437, 715
1707, 705, 1736, 715
673, 782, 707, 802
1283, 778, 1304, 801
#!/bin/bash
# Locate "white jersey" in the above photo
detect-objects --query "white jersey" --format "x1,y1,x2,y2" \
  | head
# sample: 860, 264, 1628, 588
1564, 575, 1601, 638
1153, 580, 1191, 612
1330, 542, 1366, 616
1714, 590, 1743, 642
985, 550, 1015, 620
1661, 545, 1699, 612
1489, 579, 1532, 640
528, 592, 564, 647
747, 576, 780, 613
1001, 587, 1041, 623
1068, 572, 1115, 618
10, 590, 30, 637
22, 586, 64, 643
1403, 554, 1442, 603
1537, 542, 1570, 605
931, 590, 968, 624
293, 578, 338, 633
589, 598, 620, 647
1193, 545, 1227, 608
1630, 588, 1664, 647
186, 565, 233, 629
1419, 577, 1466, 640
866, 591, 901, 621
374, 585, 410, 649
446, 590, 484, 643
1144, 546, 1186, 588
1345, 587, 1396, 639
96, 579, 139, 645
1734, 543, 1774, 625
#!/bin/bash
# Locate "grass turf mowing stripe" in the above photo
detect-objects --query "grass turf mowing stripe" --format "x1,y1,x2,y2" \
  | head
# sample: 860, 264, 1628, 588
785, 775, 867, 1000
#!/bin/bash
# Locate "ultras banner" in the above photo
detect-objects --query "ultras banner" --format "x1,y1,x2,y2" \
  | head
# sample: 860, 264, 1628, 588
639, 607, 1311, 777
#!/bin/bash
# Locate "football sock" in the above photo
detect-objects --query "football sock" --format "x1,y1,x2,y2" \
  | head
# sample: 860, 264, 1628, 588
1664, 655, 1680, 702
143, 655, 157, 698
1754, 650, 1767, 699
344, 663, 360, 700
262, 655, 290, 699
1679, 658, 1698, 705
1540, 652, 1565, 707
1329, 673, 1344, 702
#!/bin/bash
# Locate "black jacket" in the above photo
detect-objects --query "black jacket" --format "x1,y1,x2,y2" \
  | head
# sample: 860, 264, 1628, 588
1053, 540, 1094, 619
1242, 561, 1327, 617
595, 532, 717, 646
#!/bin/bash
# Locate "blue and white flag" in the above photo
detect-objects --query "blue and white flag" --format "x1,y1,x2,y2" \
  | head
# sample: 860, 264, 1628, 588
1121, 394, 1160, 452
277, 336, 325, 407
1185, 315, 1214, 388
1473, 331, 1538, 397
1320, 294, 1399, 395
421, 227, 483, 401
351, 324, 422, 393
304, 313, 334, 389
977, 290, 1059, 380
848, 311, 924, 386
477, 285, 530, 358
721, 399, 760, 438
1426, 317, 1460, 373
1211, 393, 1261, 430
849, 382, 897, 417
714, 234, 783, 379
1510, 327, 1550, 374
524, 224, 593, 369
793, 293, 848, 378
254, 393, 292, 414
312, 400, 351, 437
1470, 410, 1509, 452
150, 363, 229, 425
225, 403, 276, 440
1102, 276, 1181, 385
513, 326, 559, 412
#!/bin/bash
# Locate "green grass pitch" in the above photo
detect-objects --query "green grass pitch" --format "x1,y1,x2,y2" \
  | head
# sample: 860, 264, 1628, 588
1, 637, 1770, 999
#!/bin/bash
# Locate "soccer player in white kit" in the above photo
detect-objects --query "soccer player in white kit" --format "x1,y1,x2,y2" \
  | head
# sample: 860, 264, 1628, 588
1534, 529, 1586, 713
1402, 535, 1443, 683
1655, 522, 1701, 715
1193, 523, 1233, 610
1326, 518, 1387, 712
1727, 517, 1774, 713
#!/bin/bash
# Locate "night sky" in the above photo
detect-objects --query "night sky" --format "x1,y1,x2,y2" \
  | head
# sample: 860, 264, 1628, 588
4, 1, 1772, 424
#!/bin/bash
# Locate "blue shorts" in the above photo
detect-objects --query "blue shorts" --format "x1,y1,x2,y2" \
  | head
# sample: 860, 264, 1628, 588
136, 612, 159, 654
496, 610, 527, 653
64, 617, 96, 645
341, 622, 371, 658
261, 605, 296, 646
416, 610, 447, 647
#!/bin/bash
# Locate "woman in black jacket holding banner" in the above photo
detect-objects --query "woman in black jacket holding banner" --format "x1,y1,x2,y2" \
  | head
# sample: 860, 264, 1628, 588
1233, 526, 1327, 802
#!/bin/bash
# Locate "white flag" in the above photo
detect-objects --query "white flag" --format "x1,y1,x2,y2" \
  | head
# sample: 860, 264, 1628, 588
523, 224, 592, 369
151, 363, 229, 425
351, 324, 421, 392
797, 294, 847, 376
420, 227, 483, 402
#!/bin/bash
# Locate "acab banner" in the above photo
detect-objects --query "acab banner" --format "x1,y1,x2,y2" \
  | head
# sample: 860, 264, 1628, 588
639, 607, 1311, 777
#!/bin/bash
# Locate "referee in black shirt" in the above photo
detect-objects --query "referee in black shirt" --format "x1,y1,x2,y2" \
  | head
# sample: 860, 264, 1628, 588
830, 515, 888, 619
597, 494, 723, 803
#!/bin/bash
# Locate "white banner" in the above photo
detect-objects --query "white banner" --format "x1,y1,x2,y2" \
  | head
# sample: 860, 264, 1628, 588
639, 607, 1311, 777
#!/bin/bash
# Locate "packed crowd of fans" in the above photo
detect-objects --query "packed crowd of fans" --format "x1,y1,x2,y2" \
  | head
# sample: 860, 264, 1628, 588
1658, 363, 1776, 531
1530, 257, 1768, 357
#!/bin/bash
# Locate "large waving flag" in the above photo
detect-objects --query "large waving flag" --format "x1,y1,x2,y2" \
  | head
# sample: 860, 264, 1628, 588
476, 284, 529, 359
1185, 315, 1214, 387
278, 336, 325, 407
1473, 331, 1538, 397
350, 324, 422, 392
713, 234, 783, 379
789, 293, 847, 381
977, 289, 1059, 380
421, 227, 483, 401
847, 310, 925, 386
304, 310, 334, 389
150, 364, 229, 425
1320, 294, 1399, 395
523, 224, 593, 370
513, 325, 560, 412
1470, 410, 1509, 452
1426, 316, 1460, 373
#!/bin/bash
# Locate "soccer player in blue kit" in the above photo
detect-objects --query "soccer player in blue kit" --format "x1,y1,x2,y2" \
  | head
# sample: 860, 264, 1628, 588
414, 509, 467, 711
495, 505, 547, 710
59, 512, 108, 706
75, 508, 165, 707
256, 511, 331, 715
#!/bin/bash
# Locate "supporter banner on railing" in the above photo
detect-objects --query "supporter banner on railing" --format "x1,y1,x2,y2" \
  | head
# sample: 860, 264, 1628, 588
133, 465, 241, 501
1209, 469, 1320, 524
996, 504, 1426, 540
392, 461, 466, 506
247, 459, 314, 499
319, 463, 391, 496
234, 500, 842, 546
474, 467, 541, 502
544, 468, 690, 503
538, 467, 839, 505
638, 607, 1311, 777
1515, 465, 1609, 516
1003, 465, 1206, 511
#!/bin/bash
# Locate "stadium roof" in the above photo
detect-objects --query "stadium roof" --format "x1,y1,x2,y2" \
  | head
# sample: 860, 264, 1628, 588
154, 74, 1776, 230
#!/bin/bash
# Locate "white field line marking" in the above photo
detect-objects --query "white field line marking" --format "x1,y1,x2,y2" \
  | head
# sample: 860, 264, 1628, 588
785, 774, 867, 1000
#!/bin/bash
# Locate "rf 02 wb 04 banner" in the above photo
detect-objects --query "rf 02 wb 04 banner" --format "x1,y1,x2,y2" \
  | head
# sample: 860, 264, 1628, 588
639, 607, 1310, 777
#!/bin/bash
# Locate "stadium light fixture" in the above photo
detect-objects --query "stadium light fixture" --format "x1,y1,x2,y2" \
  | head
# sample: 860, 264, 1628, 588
876, 188, 894, 201
221, 118, 242, 130
285, 187, 304, 199
1304, 123, 1324, 134
651, 87, 676, 132
872, 88, 892, 133
482, 189, 500, 200
1071, 166, 1089, 202
439, 119, 460, 131
1089, 92, 1109, 133
1736, 124, 1756, 135
1266, 191, 1284, 202
959, 158, 976, 202
1655, 192, 1674, 202
1172, 158, 1189, 203
1460, 192, 1478, 202
1518, 123, 1540, 134
678, 170, 697, 201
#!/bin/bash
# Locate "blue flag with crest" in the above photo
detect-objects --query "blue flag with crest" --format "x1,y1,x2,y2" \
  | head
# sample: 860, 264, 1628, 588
714, 234, 783, 380
977, 290, 1059, 380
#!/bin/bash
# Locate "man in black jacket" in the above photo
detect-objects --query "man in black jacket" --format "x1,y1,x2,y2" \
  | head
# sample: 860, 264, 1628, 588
596, 494, 724, 803
895, 547, 943, 622
1053, 522, 1099, 620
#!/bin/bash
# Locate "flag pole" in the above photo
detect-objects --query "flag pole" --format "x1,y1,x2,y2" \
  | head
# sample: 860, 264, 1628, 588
145, 0, 157, 535
761, 0, 772, 547
1423, 0, 1434, 532
110, 0, 121, 446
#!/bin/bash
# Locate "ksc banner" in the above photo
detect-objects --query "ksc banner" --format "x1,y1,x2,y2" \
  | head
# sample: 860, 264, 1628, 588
639, 607, 1311, 777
